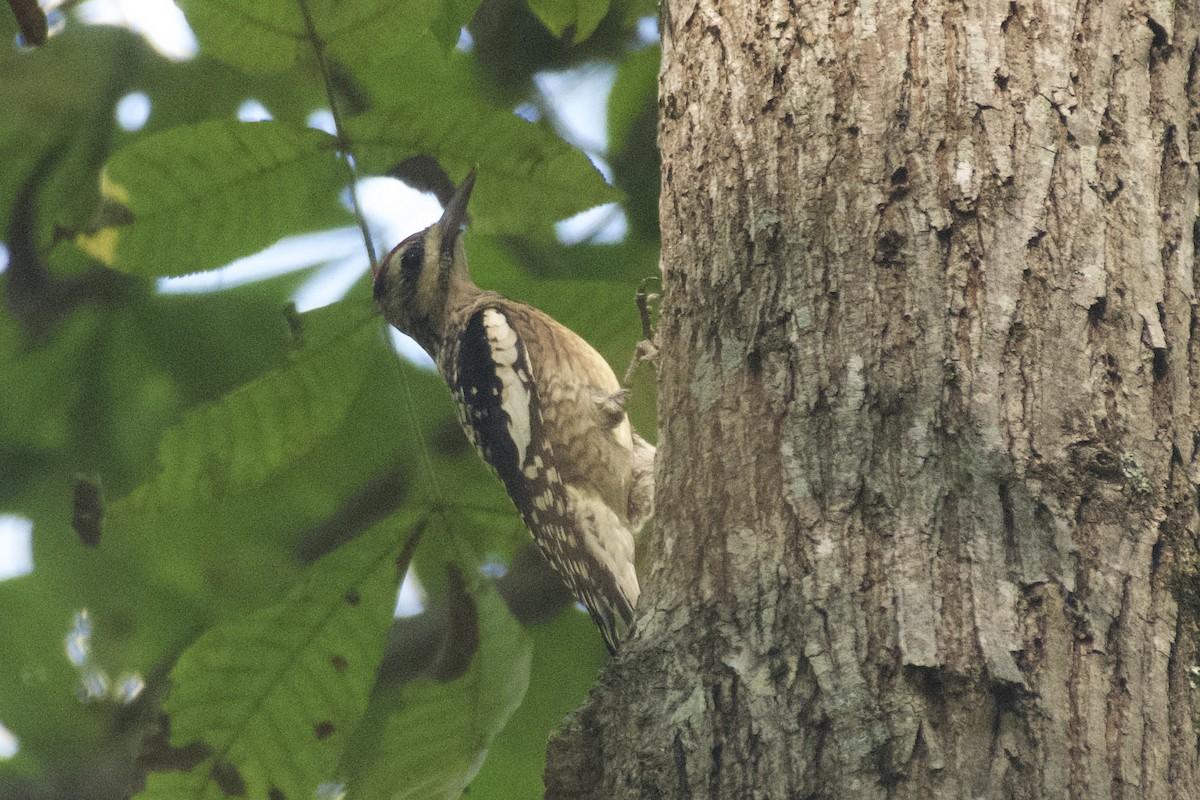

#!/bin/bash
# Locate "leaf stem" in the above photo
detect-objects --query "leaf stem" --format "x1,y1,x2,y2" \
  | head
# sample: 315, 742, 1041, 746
296, 0, 378, 270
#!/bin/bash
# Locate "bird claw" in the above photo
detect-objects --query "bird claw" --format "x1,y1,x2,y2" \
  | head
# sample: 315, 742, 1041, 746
623, 280, 661, 387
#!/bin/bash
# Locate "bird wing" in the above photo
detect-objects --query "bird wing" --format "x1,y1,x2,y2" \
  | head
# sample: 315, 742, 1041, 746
452, 306, 635, 652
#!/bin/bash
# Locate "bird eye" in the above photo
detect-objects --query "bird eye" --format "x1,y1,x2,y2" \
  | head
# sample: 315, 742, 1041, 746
400, 243, 424, 275
376, 238, 424, 301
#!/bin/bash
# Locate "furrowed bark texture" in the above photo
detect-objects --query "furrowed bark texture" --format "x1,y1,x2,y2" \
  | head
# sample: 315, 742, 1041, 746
546, 1, 1200, 797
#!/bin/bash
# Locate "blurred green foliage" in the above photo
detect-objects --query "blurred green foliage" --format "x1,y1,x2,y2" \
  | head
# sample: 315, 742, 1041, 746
0, 0, 659, 797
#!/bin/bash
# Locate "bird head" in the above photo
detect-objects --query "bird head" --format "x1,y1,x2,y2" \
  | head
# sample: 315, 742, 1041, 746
373, 169, 477, 356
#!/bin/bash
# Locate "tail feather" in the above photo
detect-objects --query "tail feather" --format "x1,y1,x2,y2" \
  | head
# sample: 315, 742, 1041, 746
532, 486, 638, 653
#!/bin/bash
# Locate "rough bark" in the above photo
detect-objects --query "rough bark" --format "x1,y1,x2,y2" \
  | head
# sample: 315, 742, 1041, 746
546, 1, 1200, 798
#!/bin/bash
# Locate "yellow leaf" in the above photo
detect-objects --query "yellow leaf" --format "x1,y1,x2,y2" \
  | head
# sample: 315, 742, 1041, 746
100, 170, 130, 204
75, 228, 118, 264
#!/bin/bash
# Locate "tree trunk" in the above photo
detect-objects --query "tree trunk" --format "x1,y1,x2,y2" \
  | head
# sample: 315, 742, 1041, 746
546, 1, 1200, 797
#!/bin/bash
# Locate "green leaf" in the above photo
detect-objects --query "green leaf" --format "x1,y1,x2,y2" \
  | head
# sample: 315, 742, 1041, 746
177, 0, 307, 73
341, 586, 532, 799
0, 277, 327, 773
136, 52, 332, 134
74, 121, 348, 277
113, 313, 377, 523
0, 310, 98, 453
338, 35, 618, 238
133, 512, 423, 800
608, 45, 659, 156
410, 508, 525, 602
466, 610, 608, 796
526, 0, 611, 42
348, 57, 619, 239
607, 45, 661, 241
179, 0, 466, 74
318, 0, 450, 70
0, 27, 130, 236
429, 0, 487, 49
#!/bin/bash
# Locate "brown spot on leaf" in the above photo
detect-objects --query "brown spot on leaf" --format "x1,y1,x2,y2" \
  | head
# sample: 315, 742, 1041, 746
314, 721, 335, 740
330, 655, 348, 672
211, 760, 246, 796
72, 479, 104, 546
344, 590, 360, 606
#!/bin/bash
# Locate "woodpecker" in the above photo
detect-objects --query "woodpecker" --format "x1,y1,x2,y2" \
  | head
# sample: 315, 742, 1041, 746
373, 170, 654, 652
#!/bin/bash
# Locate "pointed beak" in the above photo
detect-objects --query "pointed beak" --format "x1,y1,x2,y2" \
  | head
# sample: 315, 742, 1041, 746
438, 169, 476, 238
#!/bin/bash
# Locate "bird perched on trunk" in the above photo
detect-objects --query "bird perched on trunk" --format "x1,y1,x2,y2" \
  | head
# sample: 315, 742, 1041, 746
372, 169, 655, 652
